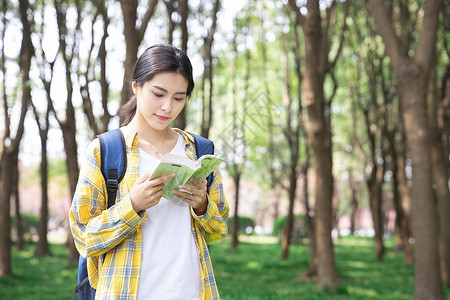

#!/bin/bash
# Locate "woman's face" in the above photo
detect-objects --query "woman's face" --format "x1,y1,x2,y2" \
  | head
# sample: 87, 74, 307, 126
133, 72, 188, 131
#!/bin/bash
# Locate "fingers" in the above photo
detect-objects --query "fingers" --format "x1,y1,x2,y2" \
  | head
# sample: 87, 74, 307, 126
173, 179, 208, 214
147, 173, 176, 185
187, 178, 207, 189
130, 173, 175, 213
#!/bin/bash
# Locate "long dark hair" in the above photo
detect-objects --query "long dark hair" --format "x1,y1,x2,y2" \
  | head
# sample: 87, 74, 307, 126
119, 44, 195, 126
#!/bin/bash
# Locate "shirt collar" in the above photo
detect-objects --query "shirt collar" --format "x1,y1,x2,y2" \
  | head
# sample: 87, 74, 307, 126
120, 124, 138, 149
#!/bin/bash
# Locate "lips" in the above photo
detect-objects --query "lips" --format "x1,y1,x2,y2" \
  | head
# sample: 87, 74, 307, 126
155, 114, 170, 121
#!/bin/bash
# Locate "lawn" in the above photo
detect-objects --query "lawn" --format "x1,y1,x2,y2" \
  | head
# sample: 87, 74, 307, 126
0, 236, 448, 299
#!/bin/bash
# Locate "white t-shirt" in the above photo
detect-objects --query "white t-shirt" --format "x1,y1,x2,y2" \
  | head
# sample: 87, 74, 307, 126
137, 134, 201, 300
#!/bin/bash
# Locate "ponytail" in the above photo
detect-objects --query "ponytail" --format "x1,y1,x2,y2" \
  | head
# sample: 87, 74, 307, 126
118, 96, 137, 126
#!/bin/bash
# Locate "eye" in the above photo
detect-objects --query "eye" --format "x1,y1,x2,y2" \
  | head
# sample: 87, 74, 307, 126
174, 97, 185, 101
153, 91, 163, 97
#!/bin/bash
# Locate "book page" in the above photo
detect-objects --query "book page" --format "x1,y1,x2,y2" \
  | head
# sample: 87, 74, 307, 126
188, 155, 224, 186
149, 156, 196, 200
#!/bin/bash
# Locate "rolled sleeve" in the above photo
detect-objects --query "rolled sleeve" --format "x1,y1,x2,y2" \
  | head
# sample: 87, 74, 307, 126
191, 168, 229, 244
69, 139, 143, 258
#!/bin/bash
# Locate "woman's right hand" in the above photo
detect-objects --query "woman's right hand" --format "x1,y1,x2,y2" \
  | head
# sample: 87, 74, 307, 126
129, 173, 175, 213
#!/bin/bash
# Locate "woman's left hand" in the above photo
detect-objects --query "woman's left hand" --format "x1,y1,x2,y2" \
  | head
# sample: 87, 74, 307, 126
173, 178, 208, 215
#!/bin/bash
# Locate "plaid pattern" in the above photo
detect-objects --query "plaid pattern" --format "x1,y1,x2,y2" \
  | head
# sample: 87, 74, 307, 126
69, 125, 229, 300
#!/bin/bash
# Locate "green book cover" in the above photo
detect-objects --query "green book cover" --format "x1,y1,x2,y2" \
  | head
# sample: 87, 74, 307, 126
148, 153, 224, 200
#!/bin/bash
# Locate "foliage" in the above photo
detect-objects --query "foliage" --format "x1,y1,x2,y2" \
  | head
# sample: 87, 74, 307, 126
10, 214, 39, 242
3, 237, 449, 299
272, 214, 308, 244
226, 216, 255, 235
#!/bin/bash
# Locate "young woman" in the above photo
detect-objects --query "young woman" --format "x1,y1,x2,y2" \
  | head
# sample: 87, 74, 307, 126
69, 44, 229, 300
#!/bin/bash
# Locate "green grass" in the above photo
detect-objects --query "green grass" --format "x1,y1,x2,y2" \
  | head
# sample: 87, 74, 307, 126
0, 237, 449, 299
0, 243, 78, 299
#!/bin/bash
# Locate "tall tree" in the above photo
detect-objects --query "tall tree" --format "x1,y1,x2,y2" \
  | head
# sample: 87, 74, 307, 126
354, 48, 389, 260
280, 13, 305, 260
199, 0, 220, 138
79, 0, 113, 136
31, 0, 55, 257
437, 16, 450, 283
50, 0, 83, 264
168, 0, 190, 130
0, 0, 32, 276
228, 16, 241, 250
427, 55, 450, 285
30, 100, 52, 257
369, 0, 445, 298
287, 0, 348, 290
119, 0, 158, 108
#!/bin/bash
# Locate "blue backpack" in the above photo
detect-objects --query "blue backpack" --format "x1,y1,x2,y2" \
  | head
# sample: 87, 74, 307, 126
74, 129, 215, 300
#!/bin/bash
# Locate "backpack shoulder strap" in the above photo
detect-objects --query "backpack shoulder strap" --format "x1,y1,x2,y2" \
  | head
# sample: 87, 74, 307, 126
189, 132, 215, 192
98, 129, 127, 209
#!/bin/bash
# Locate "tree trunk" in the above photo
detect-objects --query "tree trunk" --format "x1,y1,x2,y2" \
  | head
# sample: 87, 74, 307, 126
0, 152, 14, 276
231, 175, 240, 250
35, 127, 51, 257
119, 0, 158, 109
427, 62, 450, 285
301, 2, 338, 291
178, 0, 189, 52
53, 0, 81, 265
396, 133, 413, 265
0, 0, 32, 276
370, 1, 444, 297
401, 70, 443, 300
12, 150, 24, 251
281, 171, 297, 259
301, 136, 318, 277
367, 165, 385, 260
348, 170, 358, 235
200, 0, 220, 138
389, 130, 413, 264
61, 118, 80, 264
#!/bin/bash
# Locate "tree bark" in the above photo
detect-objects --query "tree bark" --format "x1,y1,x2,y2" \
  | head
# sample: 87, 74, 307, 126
200, 0, 220, 138
231, 175, 240, 250
388, 127, 413, 265
0, 152, 14, 276
80, 0, 112, 136
52, 0, 83, 264
119, 0, 158, 109
12, 149, 24, 251
370, 1, 445, 298
348, 170, 358, 235
427, 59, 450, 285
164, 0, 176, 45
367, 164, 385, 260
288, 0, 340, 290
228, 16, 249, 250
31, 102, 52, 257
280, 26, 302, 259
0, 0, 32, 276
35, 127, 51, 257
178, 0, 189, 53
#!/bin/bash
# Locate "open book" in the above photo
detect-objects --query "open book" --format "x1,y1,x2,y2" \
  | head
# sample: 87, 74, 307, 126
148, 153, 224, 200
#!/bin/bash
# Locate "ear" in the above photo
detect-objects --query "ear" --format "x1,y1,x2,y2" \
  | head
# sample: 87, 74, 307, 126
132, 81, 139, 95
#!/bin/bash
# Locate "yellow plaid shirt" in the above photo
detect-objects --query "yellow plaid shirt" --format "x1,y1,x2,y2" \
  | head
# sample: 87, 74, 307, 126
69, 126, 229, 300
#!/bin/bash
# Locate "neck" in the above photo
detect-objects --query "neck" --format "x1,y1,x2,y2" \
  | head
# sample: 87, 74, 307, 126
129, 116, 171, 144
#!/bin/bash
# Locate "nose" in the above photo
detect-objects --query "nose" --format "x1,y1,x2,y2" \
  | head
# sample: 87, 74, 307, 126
161, 97, 172, 113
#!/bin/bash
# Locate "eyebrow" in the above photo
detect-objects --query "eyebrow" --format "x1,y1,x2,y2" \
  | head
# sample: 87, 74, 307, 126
152, 85, 187, 95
